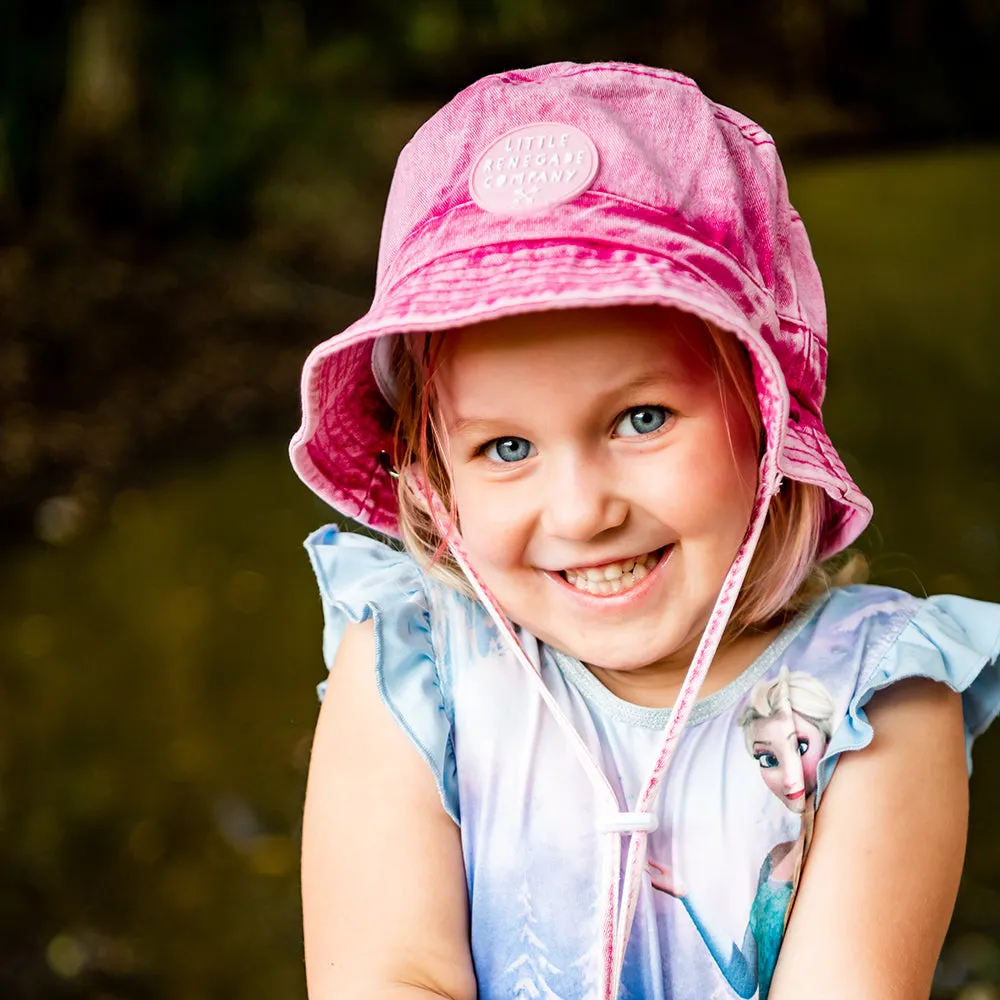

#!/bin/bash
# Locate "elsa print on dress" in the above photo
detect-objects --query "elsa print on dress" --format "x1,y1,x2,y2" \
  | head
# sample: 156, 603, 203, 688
647, 668, 836, 999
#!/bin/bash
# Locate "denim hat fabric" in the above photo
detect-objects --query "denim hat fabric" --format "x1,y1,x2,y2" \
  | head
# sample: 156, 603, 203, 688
289, 61, 872, 559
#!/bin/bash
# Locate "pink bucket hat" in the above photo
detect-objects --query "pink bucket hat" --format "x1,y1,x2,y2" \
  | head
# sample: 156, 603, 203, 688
290, 60, 872, 559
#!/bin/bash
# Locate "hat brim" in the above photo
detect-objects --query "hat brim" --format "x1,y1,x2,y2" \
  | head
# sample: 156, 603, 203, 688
290, 240, 871, 559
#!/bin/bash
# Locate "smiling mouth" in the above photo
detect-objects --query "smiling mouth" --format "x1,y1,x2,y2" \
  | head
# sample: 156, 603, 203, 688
786, 789, 805, 801
560, 547, 669, 596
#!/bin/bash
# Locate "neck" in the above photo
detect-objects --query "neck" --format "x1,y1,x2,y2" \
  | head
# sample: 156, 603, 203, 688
585, 625, 782, 709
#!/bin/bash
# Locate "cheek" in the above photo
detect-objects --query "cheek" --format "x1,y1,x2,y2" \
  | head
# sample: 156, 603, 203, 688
801, 744, 824, 791
760, 765, 785, 796
647, 422, 757, 537
710, 416, 760, 526
450, 475, 532, 570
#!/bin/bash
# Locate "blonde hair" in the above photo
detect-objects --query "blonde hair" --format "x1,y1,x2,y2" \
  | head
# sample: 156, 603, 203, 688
737, 667, 837, 754
389, 310, 866, 639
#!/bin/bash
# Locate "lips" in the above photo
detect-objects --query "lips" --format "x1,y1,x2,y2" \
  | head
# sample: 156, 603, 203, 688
560, 547, 668, 597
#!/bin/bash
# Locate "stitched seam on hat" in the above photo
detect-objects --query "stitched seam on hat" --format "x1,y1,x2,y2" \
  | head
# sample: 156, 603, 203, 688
776, 315, 812, 334
710, 111, 775, 147
386, 193, 788, 319
545, 63, 700, 90
801, 323, 815, 391
514, 64, 768, 145
708, 105, 775, 145
384, 243, 774, 334
784, 453, 823, 468
382, 231, 688, 301
387, 192, 811, 339
383, 198, 480, 284
495, 67, 773, 148
540, 188, 800, 319
783, 443, 821, 461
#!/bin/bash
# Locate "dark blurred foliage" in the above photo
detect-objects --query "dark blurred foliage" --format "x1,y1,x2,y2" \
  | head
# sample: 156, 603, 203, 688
2, 0, 999, 546
2, 3, 1000, 999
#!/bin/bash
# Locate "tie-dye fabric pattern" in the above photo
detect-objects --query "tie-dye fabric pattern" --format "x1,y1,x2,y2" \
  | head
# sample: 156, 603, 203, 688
306, 526, 1000, 1000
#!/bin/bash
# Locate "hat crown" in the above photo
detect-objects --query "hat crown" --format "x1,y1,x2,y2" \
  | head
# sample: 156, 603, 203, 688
374, 61, 827, 413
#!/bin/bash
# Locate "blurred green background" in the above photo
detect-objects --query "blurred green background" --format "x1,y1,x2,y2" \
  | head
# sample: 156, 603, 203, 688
1, 2, 999, 998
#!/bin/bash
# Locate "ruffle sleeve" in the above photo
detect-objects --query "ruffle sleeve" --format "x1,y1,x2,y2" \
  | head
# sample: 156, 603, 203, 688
304, 525, 459, 823
818, 593, 1000, 799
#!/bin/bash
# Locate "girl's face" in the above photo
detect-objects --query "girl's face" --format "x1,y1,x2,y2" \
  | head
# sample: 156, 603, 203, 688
749, 711, 826, 814
434, 306, 760, 682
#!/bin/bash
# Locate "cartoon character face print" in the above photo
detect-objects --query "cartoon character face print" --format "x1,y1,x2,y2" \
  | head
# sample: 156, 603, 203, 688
748, 711, 828, 814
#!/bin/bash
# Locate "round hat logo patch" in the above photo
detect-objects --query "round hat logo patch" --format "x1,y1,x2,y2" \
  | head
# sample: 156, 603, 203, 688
469, 122, 599, 215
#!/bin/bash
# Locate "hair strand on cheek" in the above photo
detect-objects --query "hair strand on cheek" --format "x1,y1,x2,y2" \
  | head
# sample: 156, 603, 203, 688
392, 332, 472, 594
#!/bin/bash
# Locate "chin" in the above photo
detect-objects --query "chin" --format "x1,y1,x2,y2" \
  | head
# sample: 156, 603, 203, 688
550, 633, 678, 673
545, 611, 687, 664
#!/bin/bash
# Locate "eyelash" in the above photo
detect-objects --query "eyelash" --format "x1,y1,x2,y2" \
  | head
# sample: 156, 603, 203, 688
613, 404, 672, 438
475, 404, 674, 461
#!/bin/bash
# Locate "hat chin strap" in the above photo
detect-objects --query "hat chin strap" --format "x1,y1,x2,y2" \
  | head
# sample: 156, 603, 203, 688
427, 455, 782, 999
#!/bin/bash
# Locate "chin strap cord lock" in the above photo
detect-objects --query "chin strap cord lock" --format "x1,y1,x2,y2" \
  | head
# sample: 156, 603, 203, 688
598, 812, 660, 834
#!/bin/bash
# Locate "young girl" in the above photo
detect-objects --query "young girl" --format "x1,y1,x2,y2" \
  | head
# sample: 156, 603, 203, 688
290, 62, 1000, 1000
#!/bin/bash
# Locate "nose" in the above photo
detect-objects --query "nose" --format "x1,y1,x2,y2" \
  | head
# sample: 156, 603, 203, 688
539, 450, 628, 541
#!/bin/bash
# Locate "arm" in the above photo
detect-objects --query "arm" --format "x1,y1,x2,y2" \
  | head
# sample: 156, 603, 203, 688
301, 620, 477, 1000
680, 897, 757, 998
770, 678, 968, 1000
647, 859, 757, 997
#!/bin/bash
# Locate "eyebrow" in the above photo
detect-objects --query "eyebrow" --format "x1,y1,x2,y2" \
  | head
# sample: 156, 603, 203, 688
445, 371, 693, 436
596, 371, 698, 400
752, 732, 797, 750
621, 371, 696, 389
447, 416, 521, 438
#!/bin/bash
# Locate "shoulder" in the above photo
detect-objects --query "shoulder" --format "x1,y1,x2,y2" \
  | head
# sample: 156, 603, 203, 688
813, 583, 1000, 661
304, 525, 438, 692
809, 583, 921, 641
304, 524, 484, 635
805, 583, 1000, 797
303, 526, 494, 823
804, 583, 1000, 698
304, 524, 427, 613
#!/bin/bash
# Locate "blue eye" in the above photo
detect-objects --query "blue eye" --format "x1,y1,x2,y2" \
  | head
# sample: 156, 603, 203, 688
796, 738, 810, 756
755, 752, 779, 769
615, 406, 669, 437
484, 437, 536, 464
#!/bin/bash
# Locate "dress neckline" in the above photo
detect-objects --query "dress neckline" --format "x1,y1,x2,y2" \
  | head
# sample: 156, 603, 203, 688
544, 593, 831, 730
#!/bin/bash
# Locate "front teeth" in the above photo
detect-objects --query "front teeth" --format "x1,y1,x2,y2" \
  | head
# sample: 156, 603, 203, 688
563, 552, 660, 595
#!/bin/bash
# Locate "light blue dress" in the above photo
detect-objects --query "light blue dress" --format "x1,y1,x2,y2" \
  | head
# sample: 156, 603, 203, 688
306, 525, 1000, 1000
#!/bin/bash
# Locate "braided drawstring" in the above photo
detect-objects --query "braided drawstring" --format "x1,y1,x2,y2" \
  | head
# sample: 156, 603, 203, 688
604, 457, 781, 995
428, 454, 782, 998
